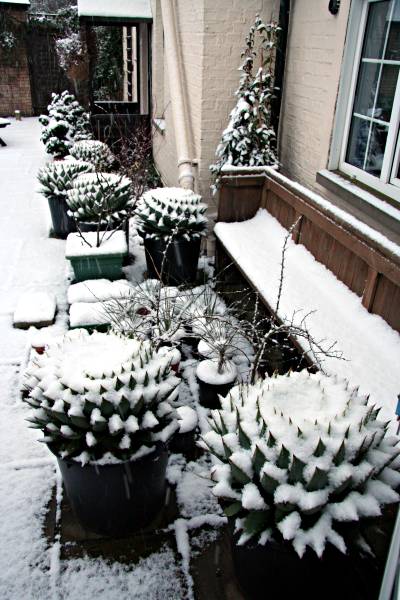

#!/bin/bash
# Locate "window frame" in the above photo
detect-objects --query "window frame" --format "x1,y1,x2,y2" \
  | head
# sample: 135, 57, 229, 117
330, 0, 400, 203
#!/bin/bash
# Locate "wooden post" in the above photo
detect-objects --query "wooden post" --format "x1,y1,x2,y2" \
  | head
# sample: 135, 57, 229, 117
362, 267, 379, 312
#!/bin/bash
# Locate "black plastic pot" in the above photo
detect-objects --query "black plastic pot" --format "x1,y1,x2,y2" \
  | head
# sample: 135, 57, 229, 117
197, 376, 236, 409
230, 529, 379, 600
57, 443, 168, 537
48, 197, 76, 239
169, 429, 198, 460
144, 236, 201, 285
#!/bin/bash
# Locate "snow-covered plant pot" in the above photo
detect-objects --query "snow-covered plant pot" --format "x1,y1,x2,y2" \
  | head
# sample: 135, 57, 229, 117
135, 187, 207, 284
69, 140, 115, 171
37, 160, 94, 237
65, 231, 128, 282
202, 371, 400, 598
23, 330, 180, 535
196, 359, 237, 409
66, 172, 133, 231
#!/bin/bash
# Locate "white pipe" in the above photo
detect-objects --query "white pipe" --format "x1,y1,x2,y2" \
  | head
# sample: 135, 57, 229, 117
160, 0, 195, 190
379, 504, 400, 600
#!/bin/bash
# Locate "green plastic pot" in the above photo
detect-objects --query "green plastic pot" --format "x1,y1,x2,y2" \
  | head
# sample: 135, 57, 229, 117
68, 253, 126, 282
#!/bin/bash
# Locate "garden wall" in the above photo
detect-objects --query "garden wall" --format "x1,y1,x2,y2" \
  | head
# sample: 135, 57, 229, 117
0, 8, 33, 116
217, 169, 400, 333
151, 0, 279, 207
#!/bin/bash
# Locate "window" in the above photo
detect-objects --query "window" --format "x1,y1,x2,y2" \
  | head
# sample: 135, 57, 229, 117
339, 0, 400, 202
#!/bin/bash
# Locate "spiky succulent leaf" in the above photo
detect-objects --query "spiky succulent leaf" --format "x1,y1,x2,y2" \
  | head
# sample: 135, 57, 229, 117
203, 371, 400, 558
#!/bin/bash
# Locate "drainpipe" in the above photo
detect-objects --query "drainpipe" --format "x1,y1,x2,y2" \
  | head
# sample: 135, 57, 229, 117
272, 0, 291, 136
160, 0, 195, 190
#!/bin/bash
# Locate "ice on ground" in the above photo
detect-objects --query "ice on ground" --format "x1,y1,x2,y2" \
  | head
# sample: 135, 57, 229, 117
13, 291, 56, 327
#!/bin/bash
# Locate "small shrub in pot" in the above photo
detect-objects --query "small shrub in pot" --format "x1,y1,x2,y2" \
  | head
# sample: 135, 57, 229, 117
202, 371, 400, 598
23, 329, 180, 535
37, 160, 94, 237
135, 187, 207, 284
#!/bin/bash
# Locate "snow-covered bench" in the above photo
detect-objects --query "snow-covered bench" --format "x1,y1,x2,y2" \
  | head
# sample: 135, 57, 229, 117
215, 208, 400, 426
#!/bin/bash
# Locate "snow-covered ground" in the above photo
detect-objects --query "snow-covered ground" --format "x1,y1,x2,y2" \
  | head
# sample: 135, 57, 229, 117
0, 119, 224, 600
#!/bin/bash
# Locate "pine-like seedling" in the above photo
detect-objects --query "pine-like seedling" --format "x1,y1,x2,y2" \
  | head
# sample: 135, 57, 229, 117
39, 91, 92, 157
135, 187, 208, 240
23, 330, 181, 464
66, 172, 133, 225
202, 371, 400, 557
210, 16, 280, 189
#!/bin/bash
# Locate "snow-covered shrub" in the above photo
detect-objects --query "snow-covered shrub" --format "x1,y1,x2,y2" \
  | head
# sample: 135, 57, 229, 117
66, 172, 133, 226
202, 371, 400, 557
23, 330, 180, 464
37, 160, 94, 201
39, 91, 93, 157
106, 282, 227, 349
210, 16, 280, 189
69, 140, 115, 171
55, 31, 84, 71
196, 315, 254, 383
135, 187, 208, 240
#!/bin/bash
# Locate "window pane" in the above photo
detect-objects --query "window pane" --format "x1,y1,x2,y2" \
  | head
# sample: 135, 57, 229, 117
346, 116, 370, 169
365, 122, 389, 176
386, 1, 400, 60
362, 0, 390, 59
375, 65, 399, 122
353, 62, 380, 117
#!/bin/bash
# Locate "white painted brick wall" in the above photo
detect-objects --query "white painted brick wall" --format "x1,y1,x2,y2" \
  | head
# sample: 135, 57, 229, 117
278, 0, 351, 193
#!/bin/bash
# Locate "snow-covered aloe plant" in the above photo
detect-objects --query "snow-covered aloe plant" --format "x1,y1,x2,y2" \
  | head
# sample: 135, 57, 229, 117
66, 172, 133, 225
23, 330, 181, 464
69, 140, 115, 171
37, 160, 95, 202
135, 187, 208, 240
202, 371, 400, 557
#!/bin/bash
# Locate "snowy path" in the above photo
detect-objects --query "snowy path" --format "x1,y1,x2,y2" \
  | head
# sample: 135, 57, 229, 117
0, 118, 66, 599
0, 120, 221, 600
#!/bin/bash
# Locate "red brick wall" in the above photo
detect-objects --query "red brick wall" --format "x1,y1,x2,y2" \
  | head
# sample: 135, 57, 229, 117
0, 9, 33, 116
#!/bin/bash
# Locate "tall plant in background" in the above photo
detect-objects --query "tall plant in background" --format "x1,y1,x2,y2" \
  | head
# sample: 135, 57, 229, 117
210, 16, 280, 190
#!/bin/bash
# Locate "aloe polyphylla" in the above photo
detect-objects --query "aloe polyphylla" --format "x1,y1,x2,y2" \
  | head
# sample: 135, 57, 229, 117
23, 330, 181, 464
69, 140, 115, 171
135, 187, 208, 240
201, 371, 400, 557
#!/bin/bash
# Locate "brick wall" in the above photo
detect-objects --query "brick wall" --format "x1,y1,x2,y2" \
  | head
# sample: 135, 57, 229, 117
0, 9, 33, 116
151, 0, 278, 206
278, 0, 351, 192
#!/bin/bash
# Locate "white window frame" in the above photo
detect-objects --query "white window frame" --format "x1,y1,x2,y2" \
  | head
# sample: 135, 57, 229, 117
329, 0, 400, 203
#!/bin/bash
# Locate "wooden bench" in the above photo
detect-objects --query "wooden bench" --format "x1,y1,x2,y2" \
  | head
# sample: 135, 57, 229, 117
214, 168, 400, 426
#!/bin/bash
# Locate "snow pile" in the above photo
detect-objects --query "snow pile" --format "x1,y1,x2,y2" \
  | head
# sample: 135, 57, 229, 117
69, 301, 110, 328
13, 292, 56, 327
215, 208, 400, 424
65, 231, 128, 257
203, 371, 400, 557
68, 279, 132, 304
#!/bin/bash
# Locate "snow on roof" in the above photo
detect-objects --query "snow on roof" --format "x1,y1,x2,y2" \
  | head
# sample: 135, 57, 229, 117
215, 209, 400, 427
78, 0, 152, 20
